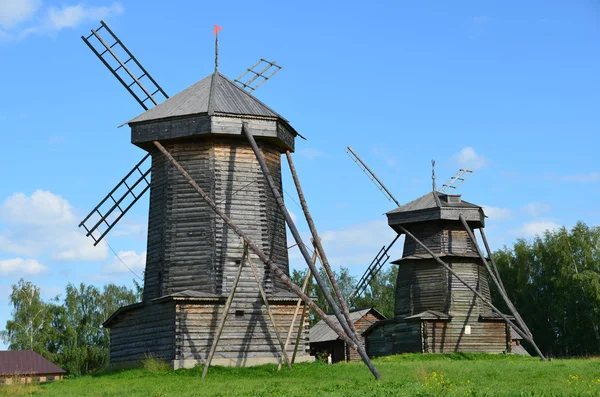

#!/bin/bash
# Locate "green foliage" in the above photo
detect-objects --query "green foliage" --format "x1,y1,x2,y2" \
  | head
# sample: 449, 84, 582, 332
22, 355, 600, 396
1, 279, 139, 375
291, 264, 396, 325
353, 265, 398, 318
141, 354, 170, 373
492, 222, 600, 357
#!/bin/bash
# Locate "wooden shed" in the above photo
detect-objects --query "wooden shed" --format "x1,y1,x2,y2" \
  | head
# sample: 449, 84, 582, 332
364, 191, 514, 356
103, 72, 311, 368
0, 351, 65, 385
309, 308, 385, 363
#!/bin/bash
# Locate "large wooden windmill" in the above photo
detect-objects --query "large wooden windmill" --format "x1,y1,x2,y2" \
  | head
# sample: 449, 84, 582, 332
78, 21, 381, 377
345, 148, 545, 359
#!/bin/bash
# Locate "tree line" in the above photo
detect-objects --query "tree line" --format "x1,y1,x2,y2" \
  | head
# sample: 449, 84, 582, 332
2, 221, 599, 374
492, 221, 600, 357
0, 280, 140, 375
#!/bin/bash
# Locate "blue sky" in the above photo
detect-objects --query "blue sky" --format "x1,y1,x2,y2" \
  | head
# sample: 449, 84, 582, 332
0, 1, 599, 349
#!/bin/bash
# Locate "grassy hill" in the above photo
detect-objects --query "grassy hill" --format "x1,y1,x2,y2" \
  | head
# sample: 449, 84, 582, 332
2, 354, 600, 396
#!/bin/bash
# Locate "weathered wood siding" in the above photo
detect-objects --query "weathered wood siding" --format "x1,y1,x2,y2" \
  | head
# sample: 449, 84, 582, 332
365, 320, 421, 357
143, 136, 289, 301
109, 302, 176, 364
395, 260, 448, 318
175, 301, 309, 362
402, 221, 478, 258
346, 312, 383, 361
423, 320, 509, 353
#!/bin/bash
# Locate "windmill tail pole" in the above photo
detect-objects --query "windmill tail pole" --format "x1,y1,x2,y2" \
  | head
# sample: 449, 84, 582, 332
458, 215, 534, 339
151, 140, 381, 379
243, 126, 381, 379
396, 224, 546, 361
285, 150, 364, 343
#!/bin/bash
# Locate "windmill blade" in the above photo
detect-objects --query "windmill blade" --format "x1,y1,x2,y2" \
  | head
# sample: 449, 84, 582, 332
234, 59, 282, 94
79, 154, 152, 246
440, 169, 473, 193
349, 234, 401, 303
346, 146, 400, 207
82, 20, 169, 110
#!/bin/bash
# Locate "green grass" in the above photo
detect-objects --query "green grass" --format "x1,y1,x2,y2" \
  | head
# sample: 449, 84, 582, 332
2, 354, 600, 396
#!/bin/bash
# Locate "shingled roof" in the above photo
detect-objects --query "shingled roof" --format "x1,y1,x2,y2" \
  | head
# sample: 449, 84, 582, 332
0, 351, 65, 376
387, 192, 481, 215
310, 308, 385, 343
127, 72, 285, 124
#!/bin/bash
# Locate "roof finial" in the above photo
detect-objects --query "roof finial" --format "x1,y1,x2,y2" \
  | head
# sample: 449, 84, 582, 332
432, 160, 442, 206
212, 25, 222, 72
431, 160, 437, 191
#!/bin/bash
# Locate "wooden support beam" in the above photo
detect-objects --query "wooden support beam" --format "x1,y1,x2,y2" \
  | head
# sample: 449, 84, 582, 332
278, 249, 316, 371
243, 126, 381, 379
151, 141, 374, 377
292, 271, 312, 364
246, 250, 292, 370
202, 244, 248, 378
285, 150, 365, 352
396, 223, 546, 360
459, 215, 535, 341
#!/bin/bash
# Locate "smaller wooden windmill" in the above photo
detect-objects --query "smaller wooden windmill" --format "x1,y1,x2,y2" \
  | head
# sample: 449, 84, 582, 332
77, 21, 382, 378
345, 148, 545, 359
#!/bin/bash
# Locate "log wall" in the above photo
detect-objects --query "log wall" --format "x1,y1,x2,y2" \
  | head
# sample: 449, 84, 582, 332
345, 312, 383, 361
365, 320, 421, 357
174, 301, 310, 365
423, 320, 509, 353
108, 302, 176, 364
143, 136, 289, 301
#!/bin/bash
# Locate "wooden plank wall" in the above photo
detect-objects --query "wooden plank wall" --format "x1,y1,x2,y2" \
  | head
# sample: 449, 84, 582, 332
142, 136, 289, 301
402, 221, 478, 257
395, 260, 448, 318
175, 301, 309, 362
365, 320, 422, 357
109, 302, 176, 364
345, 312, 383, 361
423, 320, 509, 353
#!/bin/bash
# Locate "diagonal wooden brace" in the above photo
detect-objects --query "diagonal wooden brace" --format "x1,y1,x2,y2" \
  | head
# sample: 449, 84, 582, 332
242, 126, 381, 378
396, 223, 546, 360
151, 140, 382, 379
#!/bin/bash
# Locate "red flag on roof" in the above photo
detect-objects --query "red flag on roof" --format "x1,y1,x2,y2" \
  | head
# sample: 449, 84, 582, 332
213, 25, 222, 36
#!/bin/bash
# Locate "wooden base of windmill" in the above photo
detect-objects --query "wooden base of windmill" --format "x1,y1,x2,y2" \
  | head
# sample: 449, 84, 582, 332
103, 295, 312, 369
364, 258, 512, 356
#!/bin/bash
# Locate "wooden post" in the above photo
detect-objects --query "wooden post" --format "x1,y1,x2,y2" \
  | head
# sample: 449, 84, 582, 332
242, 126, 381, 379
396, 223, 546, 360
292, 272, 312, 364
458, 215, 534, 339
202, 244, 248, 378
285, 151, 365, 350
278, 250, 315, 371
245, 251, 292, 370
151, 141, 376, 377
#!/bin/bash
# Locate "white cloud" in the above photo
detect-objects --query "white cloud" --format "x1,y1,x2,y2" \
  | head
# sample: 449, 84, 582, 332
103, 250, 146, 274
0, 257, 47, 275
0, 190, 108, 261
517, 221, 561, 238
452, 147, 489, 170
299, 148, 323, 160
0, 0, 41, 29
483, 206, 513, 221
46, 3, 123, 30
559, 172, 600, 183
521, 202, 552, 217
112, 220, 147, 239
293, 219, 402, 268
0, 1, 123, 40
